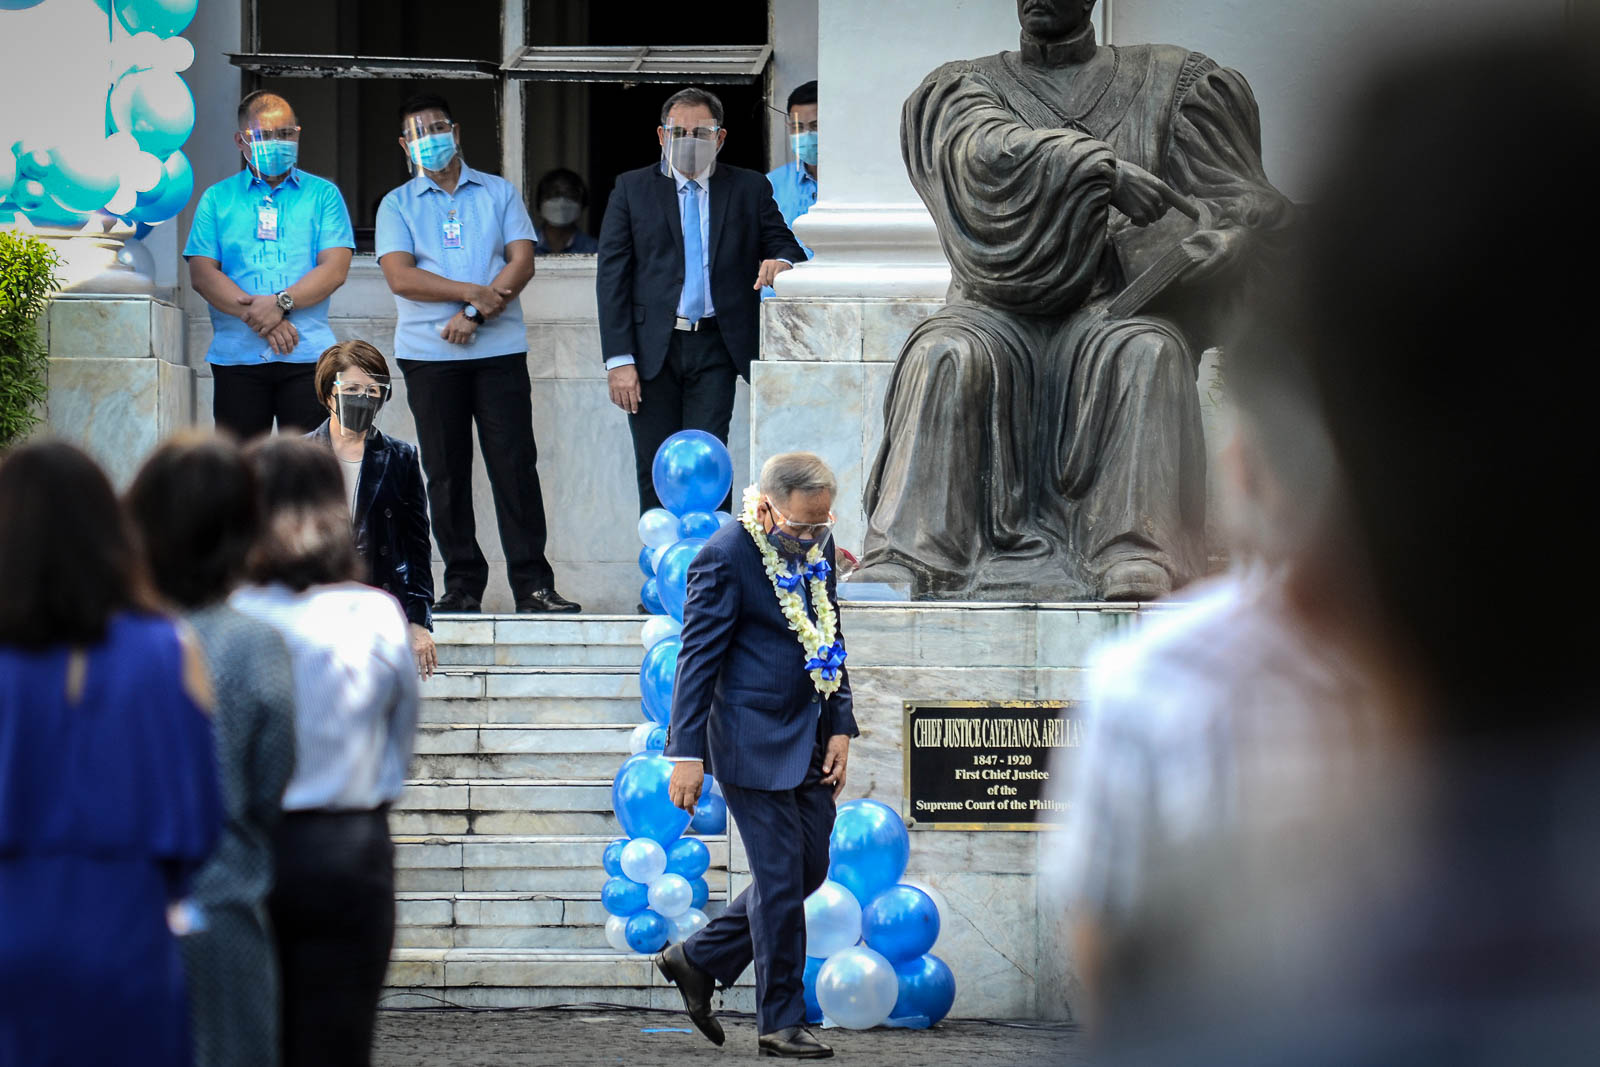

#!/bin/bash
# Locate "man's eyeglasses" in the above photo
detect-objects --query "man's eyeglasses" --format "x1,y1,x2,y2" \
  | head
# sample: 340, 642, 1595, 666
787, 119, 820, 134
767, 499, 836, 538
662, 125, 722, 141
408, 120, 456, 137
334, 380, 391, 401
244, 126, 302, 142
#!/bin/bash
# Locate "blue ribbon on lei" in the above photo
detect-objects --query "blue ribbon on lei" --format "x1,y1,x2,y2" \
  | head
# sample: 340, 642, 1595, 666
774, 570, 805, 592
805, 641, 848, 681
803, 558, 832, 583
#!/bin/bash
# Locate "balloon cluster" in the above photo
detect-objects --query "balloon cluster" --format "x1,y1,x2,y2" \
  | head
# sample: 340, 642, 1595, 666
1, 0, 198, 232
602, 430, 737, 956
802, 800, 957, 1030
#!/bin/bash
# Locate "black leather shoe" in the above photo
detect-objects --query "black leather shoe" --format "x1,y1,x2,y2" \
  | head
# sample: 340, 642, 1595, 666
515, 589, 581, 613
654, 944, 724, 1047
433, 591, 481, 614
758, 1026, 833, 1059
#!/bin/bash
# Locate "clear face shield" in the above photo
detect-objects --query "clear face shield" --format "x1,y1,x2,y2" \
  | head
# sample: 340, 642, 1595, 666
660, 123, 723, 181
401, 113, 460, 177
241, 120, 302, 179
331, 375, 392, 436
786, 110, 818, 177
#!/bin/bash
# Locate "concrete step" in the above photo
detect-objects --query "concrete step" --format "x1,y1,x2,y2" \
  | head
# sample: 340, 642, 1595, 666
394, 778, 620, 836
419, 667, 644, 727
410, 724, 635, 780
382, 948, 755, 1011
392, 891, 730, 950
433, 617, 646, 668
419, 696, 642, 725
392, 833, 728, 894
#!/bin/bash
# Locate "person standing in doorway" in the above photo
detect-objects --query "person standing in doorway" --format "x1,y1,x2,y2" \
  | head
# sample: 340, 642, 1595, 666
533, 168, 599, 255
597, 86, 807, 514
185, 91, 355, 438
376, 93, 579, 615
763, 81, 818, 299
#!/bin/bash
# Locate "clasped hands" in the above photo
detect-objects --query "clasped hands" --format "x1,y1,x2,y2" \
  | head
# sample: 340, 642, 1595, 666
236, 293, 298, 356
441, 284, 516, 345
667, 734, 851, 814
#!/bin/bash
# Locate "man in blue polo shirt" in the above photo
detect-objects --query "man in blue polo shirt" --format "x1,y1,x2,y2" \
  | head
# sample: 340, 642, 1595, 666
185, 91, 355, 437
761, 81, 818, 299
376, 93, 579, 615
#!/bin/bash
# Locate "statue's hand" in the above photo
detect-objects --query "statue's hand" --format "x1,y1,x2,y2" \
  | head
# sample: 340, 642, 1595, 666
1180, 227, 1246, 278
1110, 161, 1189, 227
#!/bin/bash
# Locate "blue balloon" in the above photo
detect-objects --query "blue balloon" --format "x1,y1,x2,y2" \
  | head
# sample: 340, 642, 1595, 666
652, 430, 733, 516
638, 636, 681, 725
602, 837, 627, 878
861, 885, 940, 963
114, 0, 199, 38
665, 837, 711, 880
611, 753, 691, 846
656, 537, 708, 623
640, 577, 665, 616
888, 954, 956, 1028
679, 510, 721, 540
688, 876, 709, 910
803, 955, 826, 1024
601, 875, 649, 917
638, 544, 656, 578
625, 909, 671, 954
828, 800, 911, 906
645, 725, 667, 751
123, 148, 193, 225
689, 791, 727, 835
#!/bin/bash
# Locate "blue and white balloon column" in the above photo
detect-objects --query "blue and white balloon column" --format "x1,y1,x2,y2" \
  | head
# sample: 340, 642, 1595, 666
602, 431, 736, 954
803, 800, 957, 1030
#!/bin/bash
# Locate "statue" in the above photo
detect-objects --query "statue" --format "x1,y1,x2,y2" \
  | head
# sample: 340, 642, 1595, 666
853, 0, 1291, 601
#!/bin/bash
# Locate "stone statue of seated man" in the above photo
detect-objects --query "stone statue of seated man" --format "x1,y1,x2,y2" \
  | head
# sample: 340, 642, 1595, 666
854, 0, 1292, 601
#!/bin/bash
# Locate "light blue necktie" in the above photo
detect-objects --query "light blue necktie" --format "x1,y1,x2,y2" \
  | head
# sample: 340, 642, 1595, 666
681, 180, 705, 323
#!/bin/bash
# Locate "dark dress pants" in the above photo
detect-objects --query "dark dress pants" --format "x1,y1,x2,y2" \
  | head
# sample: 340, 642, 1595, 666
398, 353, 556, 600
212, 361, 327, 440
684, 719, 836, 1034
627, 326, 738, 514
268, 809, 395, 1067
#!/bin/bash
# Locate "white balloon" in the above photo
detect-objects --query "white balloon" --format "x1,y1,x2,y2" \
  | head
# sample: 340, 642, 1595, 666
900, 879, 950, 948
647, 873, 693, 919
619, 837, 667, 885
668, 907, 709, 944
640, 615, 682, 650
815, 946, 899, 1030
628, 721, 658, 754
127, 151, 163, 194
650, 541, 673, 573
604, 914, 631, 952
638, 508, 683, 550
804, 879, 862, 959
106, 183, 138, 216
164, 36, 196, 73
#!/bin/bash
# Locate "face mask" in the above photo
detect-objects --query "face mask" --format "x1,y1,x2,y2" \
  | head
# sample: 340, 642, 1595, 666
540, 197, 581, 226
770, 529, 818, 557
408, 132, 457, 172
791, 131, 818, 167
249, 139, 298, 178
667, 137, 718, 178
335, 393, 381, 435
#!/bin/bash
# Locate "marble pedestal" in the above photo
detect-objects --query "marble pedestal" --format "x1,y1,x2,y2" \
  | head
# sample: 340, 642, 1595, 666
44, 295, 193, 488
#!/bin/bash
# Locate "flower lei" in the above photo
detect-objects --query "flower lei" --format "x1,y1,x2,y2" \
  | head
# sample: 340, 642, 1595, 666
740, 485, 847, 696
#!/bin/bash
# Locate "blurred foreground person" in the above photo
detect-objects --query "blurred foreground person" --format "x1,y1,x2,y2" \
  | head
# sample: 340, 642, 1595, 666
127, 435, 297, 1067
234, 438, 419, 1067
1057, 30, 1600, 1066
0, 442, 222, 1066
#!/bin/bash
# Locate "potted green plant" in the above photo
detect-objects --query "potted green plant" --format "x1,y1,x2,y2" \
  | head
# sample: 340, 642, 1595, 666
0, 231, 61, 450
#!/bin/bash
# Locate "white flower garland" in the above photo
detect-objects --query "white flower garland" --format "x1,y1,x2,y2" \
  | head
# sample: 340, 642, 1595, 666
739, 484, 845, 696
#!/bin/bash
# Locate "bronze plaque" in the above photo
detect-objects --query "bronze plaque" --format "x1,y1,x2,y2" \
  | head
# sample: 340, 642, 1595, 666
902, 700, 1082, 831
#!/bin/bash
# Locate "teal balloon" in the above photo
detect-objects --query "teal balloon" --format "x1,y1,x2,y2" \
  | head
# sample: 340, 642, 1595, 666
43, 142, 120, 213
689, 791, 726, 835
0, 1, 49, 8
123, 148, 192, 224
111, 68, 194, 159
601, 875, 648, 917
651, 430, 733, 516
610, 753, 690, 846
665, 837, 710, 880
861, 885, 940, 963
624, 910, 670, 954
638, 636, 680, 725
656, 537, 708, 623
828, 800, 911, 906
888, 954, 956, 1028
14, 179, 87, 230
114, 0, 198, 37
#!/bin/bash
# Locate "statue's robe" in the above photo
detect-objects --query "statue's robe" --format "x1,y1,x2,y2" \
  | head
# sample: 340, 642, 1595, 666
861, 38, 1291, 599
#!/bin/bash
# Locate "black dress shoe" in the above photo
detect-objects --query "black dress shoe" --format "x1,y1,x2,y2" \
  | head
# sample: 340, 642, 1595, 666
515, 588, 582, 613
654, 944, 724, 1047
433, 591, 481, 614
758, 1026, 833, 1059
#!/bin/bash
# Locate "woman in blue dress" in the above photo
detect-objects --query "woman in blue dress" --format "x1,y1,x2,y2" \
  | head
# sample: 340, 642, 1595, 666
0, 441, 223, 1067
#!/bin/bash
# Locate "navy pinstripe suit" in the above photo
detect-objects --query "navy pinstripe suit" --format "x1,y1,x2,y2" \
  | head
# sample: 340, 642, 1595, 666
664, 520, 858, 1033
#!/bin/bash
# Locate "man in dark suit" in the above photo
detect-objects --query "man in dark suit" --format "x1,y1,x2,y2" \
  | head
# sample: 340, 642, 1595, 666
656, 453, 856, 1059
597, 87, 808, 513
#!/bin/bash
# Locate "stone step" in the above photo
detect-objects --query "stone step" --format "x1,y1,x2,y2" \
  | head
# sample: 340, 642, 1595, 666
420, 667, 641, 702
392, 834, 728, 894
392, 891, 730, 950
394, 778, 620, 836
419, 696, 642, 726
436, 642, 646, 668
433, 618, 647, 668
383, 949, 755, 1011
410, 724, 635, 780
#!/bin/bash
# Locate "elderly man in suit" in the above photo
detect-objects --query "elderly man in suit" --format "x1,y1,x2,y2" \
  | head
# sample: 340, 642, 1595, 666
597, 87, 808, 515
656, 453, 857, 1059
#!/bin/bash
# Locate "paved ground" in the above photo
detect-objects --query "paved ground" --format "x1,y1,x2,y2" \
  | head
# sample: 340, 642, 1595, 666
374, 1007, 1088, 1066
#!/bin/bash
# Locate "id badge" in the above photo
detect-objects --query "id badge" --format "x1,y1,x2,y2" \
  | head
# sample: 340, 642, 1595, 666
442, 219, 462, 249
256, 204, 278, 242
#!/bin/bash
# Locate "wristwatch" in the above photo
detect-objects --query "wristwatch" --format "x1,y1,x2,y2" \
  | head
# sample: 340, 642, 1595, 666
275, 290, 294, 315
463, 304, 485, 325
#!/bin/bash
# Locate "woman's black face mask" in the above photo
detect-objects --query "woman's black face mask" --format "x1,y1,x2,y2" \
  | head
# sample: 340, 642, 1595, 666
335, 393, 382, 434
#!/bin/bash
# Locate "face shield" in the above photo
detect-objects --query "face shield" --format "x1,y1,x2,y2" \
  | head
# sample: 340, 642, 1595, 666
332, 375, 392, 436
660, 123, 722, 181
242, 121, 301, 179
402, 114, 460, 177
786, 112, 818, 176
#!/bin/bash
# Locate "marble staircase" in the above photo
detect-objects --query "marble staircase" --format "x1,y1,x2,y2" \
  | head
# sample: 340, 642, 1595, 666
384, 615, 749, 1010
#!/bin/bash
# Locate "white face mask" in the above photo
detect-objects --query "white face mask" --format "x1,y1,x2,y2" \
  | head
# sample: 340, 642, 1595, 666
540, 197, 582, 226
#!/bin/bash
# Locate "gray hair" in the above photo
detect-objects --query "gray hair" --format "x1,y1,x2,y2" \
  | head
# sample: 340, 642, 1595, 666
759, 452, 836, 502
660, 87, 725, 127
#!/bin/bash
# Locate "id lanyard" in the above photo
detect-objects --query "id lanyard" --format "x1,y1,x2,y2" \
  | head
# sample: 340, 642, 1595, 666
256, 195, 278, 241
442, 208, 462, 250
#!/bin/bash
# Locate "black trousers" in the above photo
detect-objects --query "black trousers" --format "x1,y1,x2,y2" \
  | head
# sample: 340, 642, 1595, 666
684, 720, 835, 1034
398, 352, 555, 599
268, 808, 395, 1067
212, 361, 327, 440
628, 326, 738, 514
